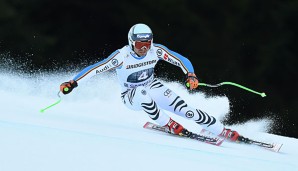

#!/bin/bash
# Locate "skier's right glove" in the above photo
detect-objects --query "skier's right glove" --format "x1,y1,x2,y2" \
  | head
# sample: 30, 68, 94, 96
60, 80, 78, 94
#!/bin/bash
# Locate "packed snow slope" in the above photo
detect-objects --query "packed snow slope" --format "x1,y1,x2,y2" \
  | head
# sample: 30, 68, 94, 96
0, 71, 297, 171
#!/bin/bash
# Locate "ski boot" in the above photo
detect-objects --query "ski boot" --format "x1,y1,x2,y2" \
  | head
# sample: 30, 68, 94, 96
165, 118, 191, 137
220, 128, 240, 142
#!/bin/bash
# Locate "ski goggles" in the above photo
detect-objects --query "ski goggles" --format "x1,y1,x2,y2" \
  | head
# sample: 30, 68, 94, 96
134, 40, 152, 49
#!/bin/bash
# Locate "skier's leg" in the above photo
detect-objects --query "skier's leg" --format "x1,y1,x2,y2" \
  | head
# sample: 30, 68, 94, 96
147, 79, 224, 135
121, 86, 186, 135
121, 87, 169, 126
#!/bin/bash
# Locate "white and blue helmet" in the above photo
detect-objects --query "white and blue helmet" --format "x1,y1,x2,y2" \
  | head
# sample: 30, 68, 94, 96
128, 23, 153, 50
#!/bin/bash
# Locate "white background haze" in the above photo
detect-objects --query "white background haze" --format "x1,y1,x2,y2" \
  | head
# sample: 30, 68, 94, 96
0, 71, 297, 171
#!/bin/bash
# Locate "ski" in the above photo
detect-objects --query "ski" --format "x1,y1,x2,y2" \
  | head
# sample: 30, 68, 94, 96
143, 122, 224, 146
200, 129, 283, 152
237, 136, 283, 152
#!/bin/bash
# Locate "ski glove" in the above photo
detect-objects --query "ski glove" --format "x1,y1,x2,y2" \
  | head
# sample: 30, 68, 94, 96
60, 80, 78, 94
185, 72, 199, 90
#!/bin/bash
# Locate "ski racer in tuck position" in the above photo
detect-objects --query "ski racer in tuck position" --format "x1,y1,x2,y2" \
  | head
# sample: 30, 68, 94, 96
60, 23, 240, 141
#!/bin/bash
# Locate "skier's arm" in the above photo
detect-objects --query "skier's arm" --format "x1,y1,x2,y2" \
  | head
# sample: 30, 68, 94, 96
73, 50, 122, 82
154, 44, 199, 90
60, 50, 123, 94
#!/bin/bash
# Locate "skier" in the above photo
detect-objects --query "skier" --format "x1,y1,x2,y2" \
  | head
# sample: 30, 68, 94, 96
60, 23, 240, 141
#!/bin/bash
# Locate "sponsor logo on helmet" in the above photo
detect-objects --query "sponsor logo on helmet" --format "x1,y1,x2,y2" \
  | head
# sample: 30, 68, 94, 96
132, 33, 153, 41
137, 34, 151, 39
156, 49, 162, 56
185, 111, 194, 118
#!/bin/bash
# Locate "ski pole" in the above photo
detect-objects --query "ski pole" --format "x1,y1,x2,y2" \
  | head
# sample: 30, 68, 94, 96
40, 91, 62, 113
187, 81, 266, 97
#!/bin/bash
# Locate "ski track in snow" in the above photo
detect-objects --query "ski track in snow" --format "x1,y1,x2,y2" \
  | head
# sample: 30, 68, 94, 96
0, 72, 297, 171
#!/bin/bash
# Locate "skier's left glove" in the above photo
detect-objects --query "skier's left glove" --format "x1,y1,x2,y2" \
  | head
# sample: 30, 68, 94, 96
185, 72, 199, 90
60, 80, 78, 94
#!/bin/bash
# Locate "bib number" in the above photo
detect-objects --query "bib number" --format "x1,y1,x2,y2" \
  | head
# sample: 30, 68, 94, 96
138, 71, 148, 81
127, 68, 154, 83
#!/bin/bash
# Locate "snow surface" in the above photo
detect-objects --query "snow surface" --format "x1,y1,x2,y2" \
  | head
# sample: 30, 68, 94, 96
0, 71, 297, 171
